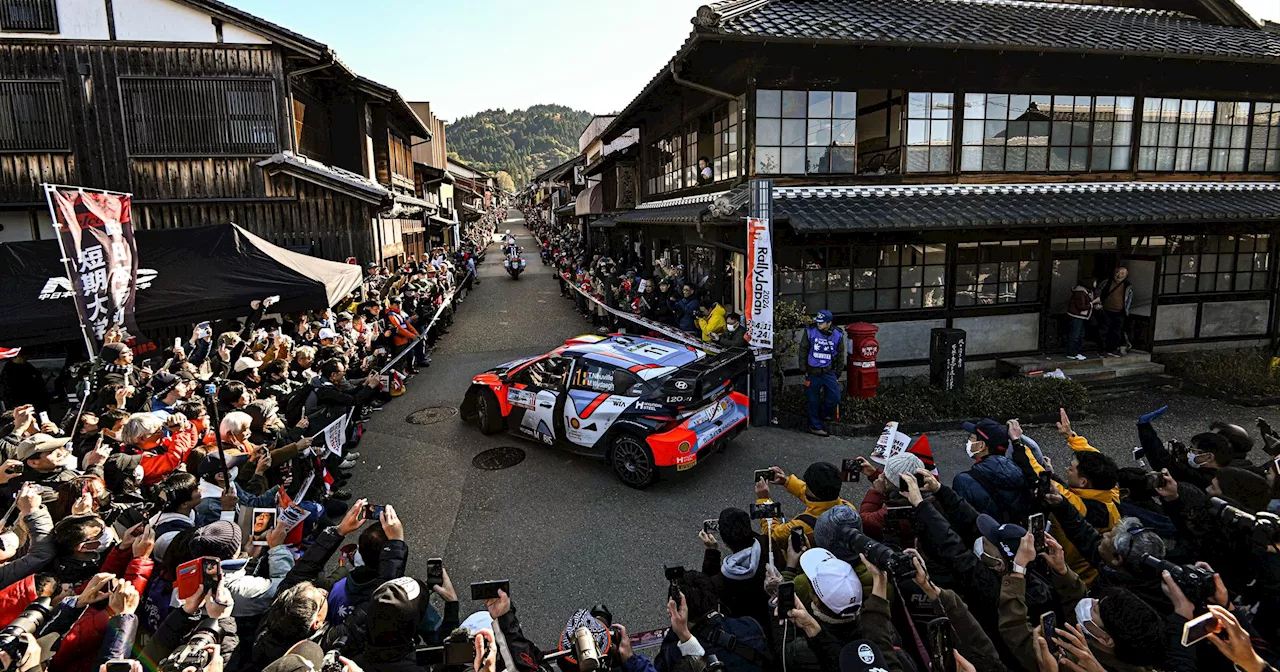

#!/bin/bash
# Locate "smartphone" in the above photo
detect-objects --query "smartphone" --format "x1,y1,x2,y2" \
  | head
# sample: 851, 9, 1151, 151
426, 558, 444, 588
702, 519, 718, 534
927, 617, 957, 672
196, 321, 211, 339
1029, 513, 1047, 554
1272, 455, 1280, 478
470, 580, 509, 601
899, 473, 925, 490
840, 458, 863, 483
1132, 446, 1147, 468
201, 556, 222, 593
749, 502, 781, 520
364, 504, 387, 520
776, 581, 796, 619
1148, 471, 1169, 491
753, 468, 773, 484
665, 564, 685, 604
790, 527, 805, 554
37, 411, 50, 425
443, 641, 476, 666
1040, 611, 1060, 658
173, 337, 182, 350
1181, 611, 1222, 647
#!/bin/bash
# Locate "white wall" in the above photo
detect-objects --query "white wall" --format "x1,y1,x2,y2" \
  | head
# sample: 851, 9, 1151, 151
0, 212, 35, 243
953, 312, 1040, 356
114, 0, 267, 43
0, 0, 109, 39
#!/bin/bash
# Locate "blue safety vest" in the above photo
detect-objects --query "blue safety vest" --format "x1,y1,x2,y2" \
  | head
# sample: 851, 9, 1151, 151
806, 327, 842, 369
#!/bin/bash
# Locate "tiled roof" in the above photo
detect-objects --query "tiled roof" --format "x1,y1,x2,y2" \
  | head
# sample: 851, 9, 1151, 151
257, 152, 389, 205
617, 201, 718, 225
772, 181, 1280, 232
635, 190, 731, 210
705, 0, 1280, 62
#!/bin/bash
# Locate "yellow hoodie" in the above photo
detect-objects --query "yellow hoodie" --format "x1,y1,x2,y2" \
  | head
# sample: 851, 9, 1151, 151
697, 303, 727, 343
756, 474, 852, 544
1021, 433, 1120, 585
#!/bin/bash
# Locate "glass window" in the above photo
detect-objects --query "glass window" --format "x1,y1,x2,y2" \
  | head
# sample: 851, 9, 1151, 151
711, 101, 741, 183
756, 89, 856, 175
905, 92, 953, 173
1138, 98, 1219, 171
1051, 237, 1117, 251
645, 123, 695, 196
962, 93, 1125, 172
570, 361, 621, 393
1211, 102, 1250, 172
955, 241, 1041, 305
512, 356, 571, 389
1249, 102, 1280, 173
852, 244, 947, 312
1159, 234, 1270, 295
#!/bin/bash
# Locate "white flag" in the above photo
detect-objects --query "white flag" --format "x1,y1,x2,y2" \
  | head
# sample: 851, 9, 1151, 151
317, 414, 348, 456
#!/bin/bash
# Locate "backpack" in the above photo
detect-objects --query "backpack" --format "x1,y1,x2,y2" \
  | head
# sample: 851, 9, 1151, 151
282, 384, 313, 427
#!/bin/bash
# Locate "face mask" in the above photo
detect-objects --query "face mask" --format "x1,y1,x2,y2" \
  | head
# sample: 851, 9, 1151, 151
972, 537, 986, 560
227, 466, 239, 483
61, 454, 79, 471
726, 323, 738, 332
1186, 452, 1205, 470
133, 466, 145, 484
1075, 599, 1098, 638
965, 440, 979, 459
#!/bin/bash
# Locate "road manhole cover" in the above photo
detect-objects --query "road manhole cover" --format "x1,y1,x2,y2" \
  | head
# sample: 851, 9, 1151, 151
406, 406, 458, 425
473, 447, 526, 470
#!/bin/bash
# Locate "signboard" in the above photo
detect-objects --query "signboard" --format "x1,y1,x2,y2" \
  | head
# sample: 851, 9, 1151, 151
43, 184, 147, 354
746, 217, 774, 350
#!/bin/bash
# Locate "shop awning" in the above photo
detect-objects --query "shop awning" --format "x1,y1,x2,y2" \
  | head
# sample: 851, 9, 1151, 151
773, 182, 1280, 232
613, 189, 735, 225
589, 216, 619, 229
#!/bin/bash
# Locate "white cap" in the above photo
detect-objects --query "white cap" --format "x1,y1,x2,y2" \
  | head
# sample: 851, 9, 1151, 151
233, 356, 262, 373
317, 327, 337, 340
800, 548, 862, 615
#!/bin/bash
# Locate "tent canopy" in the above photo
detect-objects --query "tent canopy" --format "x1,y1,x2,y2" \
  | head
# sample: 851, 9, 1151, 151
0, 223, 363, 347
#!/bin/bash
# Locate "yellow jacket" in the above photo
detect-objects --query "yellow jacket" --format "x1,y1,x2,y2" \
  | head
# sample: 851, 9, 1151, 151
1021, 433, 1120, 585
756, 474, 852, 544
696, 303, 727, 343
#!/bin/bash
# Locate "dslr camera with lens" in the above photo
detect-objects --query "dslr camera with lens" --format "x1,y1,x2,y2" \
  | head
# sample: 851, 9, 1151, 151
1140, 554, 1215, 606
0, 597, 53, 663
159, 619, 225, 672
1209, 497, 1280, 548
850, 531, 917, 582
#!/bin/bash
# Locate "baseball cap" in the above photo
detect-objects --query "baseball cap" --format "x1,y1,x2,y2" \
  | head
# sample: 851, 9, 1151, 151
233, 356, 262, 373
839, 640, 890, 672
814, 309, 834, 324
799, 548, 862, 615
317, 327, 338, 341
196, 451, 250, 480
976, 513, 1027, 560
16, 433, 71, 461
263, 641, 326, 672
961, 418, 1010, 453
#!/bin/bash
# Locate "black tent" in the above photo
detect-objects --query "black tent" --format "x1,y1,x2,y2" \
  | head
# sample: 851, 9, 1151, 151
0, 223, 363, 347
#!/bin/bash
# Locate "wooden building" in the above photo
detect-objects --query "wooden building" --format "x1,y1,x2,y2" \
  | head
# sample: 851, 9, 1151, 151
591, 0, 1280, 371
0, 0, 431, 267
410, 101, 458, 254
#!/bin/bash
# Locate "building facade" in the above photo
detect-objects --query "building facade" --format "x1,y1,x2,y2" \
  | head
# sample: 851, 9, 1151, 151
0, 0, 431, 267
590, 0, 1280, 369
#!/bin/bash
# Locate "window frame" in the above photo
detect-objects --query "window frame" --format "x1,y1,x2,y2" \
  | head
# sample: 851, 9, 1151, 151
118, 76, 280, 158
953, 240, 1043, 307
709, 100, 742, 184
1158, 234, 1271, 296
754, 89, 858, 176
0, 0, 58, 32
960, 93, 1133, 174
778, 243, 947, 314
904, 91, 954, 174
0, 79, 70, 152
1248, 102, 1280, 173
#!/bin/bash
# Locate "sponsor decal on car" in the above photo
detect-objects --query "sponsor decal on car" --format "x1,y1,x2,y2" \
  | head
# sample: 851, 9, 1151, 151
570, 418, 581, 429
665, 395, 693, 404
507, 388, 535, 410
676, 454, 698, 471
634, 401, 662, 412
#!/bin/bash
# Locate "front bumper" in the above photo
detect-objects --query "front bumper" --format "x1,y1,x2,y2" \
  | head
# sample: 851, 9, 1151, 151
647, 391, 749, 472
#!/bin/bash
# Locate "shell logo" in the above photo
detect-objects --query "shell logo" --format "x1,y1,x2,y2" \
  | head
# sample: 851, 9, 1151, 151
570, 418, 580, 429
678, 440, 692, 453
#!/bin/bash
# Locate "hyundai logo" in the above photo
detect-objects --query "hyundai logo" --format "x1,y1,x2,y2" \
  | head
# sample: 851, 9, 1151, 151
674, 380, 689, 390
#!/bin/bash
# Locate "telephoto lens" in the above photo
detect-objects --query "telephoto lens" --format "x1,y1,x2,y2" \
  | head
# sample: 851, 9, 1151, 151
572, 626, 601, 672
1140, 554, 1215, 606
0, 597, 53, 662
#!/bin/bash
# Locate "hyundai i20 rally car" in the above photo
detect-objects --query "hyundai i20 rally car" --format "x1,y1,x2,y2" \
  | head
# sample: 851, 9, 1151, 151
459, 334, 750, 488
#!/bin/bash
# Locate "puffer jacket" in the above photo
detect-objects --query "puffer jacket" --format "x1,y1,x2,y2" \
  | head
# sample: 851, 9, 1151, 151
952, 455, 1033, 525
697, 304, 727, 343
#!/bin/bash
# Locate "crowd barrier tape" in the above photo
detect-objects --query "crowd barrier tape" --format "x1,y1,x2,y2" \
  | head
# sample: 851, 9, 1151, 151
378, 268, 475, 375
561, 274, 724, 354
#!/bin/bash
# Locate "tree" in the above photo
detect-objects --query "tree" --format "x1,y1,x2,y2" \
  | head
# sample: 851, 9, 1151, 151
446, 104, 594, 187
494, 171, 516, 192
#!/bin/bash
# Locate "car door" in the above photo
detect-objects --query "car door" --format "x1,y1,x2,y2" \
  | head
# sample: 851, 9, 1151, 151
563, 359, 644, 453
507, 356, 570, 446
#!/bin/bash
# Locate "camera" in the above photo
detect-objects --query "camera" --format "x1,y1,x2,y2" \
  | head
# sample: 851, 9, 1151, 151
571, 626, 602, 671
749, 502, 781, 520
849, 530, 917, 582
1209, 497, 1280, 547
159, 618, 225, 672
1140, 554, 1215, 606
0, 597, 52, 663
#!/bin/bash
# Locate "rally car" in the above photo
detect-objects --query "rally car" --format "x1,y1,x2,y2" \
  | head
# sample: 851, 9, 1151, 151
459, 334, 751, 488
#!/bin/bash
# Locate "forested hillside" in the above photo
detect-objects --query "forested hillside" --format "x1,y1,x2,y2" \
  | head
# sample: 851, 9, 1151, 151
447, 104, 594, 187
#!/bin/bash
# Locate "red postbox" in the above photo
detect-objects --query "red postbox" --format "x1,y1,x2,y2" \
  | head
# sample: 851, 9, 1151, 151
846, 322, 880, 398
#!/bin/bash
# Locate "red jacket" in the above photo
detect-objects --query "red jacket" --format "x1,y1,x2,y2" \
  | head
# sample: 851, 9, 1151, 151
50, 546, 153, 672
0, 575, 38, 628
138, 425, 199, 487
387, 310, 419, 347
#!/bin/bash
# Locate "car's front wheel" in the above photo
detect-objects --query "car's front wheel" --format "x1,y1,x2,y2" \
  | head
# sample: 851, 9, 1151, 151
474, 388, 505, 435
609, 432, 657, 489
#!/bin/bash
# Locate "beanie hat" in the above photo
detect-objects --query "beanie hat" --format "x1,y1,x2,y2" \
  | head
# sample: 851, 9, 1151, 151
814, 505, 862, 550
189, 521, 243, 560
804, 462, 843, 502
907, 435, 937, 476
1214, 467, 1271, 512
840, 641, 889, 672
100, 342, 128, 362
244, 399, 278, 430
368, 577, 428, 648
103, 452, 143, 493
883, 453, 925, 488
150, 370, 180, 397
718, 508, 755, 553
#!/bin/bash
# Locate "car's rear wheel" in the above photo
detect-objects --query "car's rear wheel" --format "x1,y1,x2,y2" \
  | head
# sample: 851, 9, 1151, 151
610, 432, 657, 489
474, 388, 505, 435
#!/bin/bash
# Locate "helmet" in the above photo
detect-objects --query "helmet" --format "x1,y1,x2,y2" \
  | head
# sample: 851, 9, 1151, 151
505, 229, 511, 235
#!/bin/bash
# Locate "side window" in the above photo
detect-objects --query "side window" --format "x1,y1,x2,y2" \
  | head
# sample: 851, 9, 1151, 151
612, 370, 645, 396
528, 357, 570, 389
570, 361, 619, 393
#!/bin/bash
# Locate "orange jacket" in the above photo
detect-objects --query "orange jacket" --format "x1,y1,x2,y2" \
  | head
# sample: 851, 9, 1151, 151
388, 310, 419, 347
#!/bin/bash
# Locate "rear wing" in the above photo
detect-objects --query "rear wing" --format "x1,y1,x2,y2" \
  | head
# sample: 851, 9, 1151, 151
660, 348, 750, 406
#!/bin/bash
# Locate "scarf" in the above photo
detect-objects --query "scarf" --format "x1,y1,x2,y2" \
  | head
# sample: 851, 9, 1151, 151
721, 540, 761, 579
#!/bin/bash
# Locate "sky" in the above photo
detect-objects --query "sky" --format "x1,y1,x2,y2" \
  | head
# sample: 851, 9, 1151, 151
227, 0, 1280, 123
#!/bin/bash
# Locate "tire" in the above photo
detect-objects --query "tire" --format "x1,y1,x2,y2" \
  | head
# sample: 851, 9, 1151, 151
609, 432, 658, 489
474, 388, 505, 435
459, 388, 478, 422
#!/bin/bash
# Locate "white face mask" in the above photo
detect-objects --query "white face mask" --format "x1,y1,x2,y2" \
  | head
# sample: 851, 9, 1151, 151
965, 440, 979, 459
1075, 598, 1099, 638
227, 466, 239, 483
1186, 452, 1206, 470
726, 323, 738, 332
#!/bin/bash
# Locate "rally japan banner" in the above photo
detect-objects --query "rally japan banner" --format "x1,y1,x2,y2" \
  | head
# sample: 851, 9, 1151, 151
43, 185, 147, 354
746, 217, 775, 351
562, 278, 723, 354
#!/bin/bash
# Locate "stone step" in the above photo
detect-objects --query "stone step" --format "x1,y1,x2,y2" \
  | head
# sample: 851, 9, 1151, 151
996, 350, 1153, 376
1022, 360, 1166, 383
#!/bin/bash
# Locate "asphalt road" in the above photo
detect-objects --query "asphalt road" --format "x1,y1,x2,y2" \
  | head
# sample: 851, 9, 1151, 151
345, 209, 1280, 646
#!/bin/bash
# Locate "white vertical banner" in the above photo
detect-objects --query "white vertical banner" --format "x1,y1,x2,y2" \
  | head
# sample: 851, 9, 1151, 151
746, 217, 775, 350
316, 411, 351, 456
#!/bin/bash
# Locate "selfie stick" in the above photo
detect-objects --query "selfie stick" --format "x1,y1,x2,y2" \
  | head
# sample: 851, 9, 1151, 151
202, 381, 233, 492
